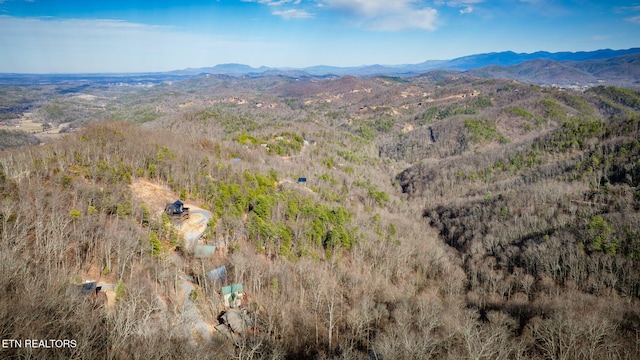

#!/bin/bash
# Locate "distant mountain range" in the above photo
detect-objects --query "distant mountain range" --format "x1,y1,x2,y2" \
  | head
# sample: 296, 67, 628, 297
166, 48, 640, 88
169, 48, 640, 75
2, 48, 640, 88
423, 48, 640, 71
465, 53, 640, 88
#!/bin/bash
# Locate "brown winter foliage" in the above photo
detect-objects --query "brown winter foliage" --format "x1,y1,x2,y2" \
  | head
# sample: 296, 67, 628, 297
0, 74, 639, 359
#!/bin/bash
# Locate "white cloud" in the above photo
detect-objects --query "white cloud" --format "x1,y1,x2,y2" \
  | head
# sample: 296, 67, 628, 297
616, 4, 640, 17
365, 9, 438, 31
322, 0, 416, 17
320, 0, 438, 31
244, 0, 312, 21
242, 0, 301, 6
434, 0, 480, 15
272, 9, 313, 19
625, 15, 640, 23
444, 0, 483, 5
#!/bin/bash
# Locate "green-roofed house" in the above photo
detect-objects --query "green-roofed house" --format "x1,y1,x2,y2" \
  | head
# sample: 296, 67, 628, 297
222, 283, 244, 308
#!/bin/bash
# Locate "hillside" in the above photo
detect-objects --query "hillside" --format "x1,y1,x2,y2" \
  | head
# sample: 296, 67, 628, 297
0, 73, 639, 359
162, 48, 640, 79
437, 48, 640, 70
466, 54, 640, 88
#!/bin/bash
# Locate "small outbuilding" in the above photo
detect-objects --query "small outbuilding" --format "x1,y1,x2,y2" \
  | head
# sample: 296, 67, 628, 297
207, 265, 228, 285
194, 244, 216, 259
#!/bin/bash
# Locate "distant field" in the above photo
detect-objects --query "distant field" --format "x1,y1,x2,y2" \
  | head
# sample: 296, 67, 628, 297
0, 114, 64, 142
0, 116, 41, 132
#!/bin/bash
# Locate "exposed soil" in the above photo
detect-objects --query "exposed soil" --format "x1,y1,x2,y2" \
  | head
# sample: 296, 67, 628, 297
129, 178, 210, 242
128, 178, 218, 341
129, 178, 177, 216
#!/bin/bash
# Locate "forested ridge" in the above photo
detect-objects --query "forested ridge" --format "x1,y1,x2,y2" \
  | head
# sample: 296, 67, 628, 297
1, 74, 639, 359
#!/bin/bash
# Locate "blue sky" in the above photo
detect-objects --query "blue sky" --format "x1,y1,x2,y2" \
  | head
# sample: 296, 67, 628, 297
0, 0, 638, 73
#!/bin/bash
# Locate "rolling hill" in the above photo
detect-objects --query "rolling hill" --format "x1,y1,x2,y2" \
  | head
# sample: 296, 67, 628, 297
163, 48, 640, 81
466, 54, 640, 88
0, 65, 640, 359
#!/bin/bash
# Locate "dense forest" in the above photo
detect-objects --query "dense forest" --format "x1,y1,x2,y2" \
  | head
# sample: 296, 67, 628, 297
1, 74, 639, 359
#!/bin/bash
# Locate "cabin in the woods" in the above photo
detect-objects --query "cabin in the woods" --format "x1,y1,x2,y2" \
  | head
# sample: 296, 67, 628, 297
164, 200, 190, 220
222, 283, 244, 308
77, 281, 107, 308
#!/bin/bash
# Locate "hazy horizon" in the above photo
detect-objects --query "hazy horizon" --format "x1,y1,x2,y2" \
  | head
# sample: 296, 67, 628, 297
1, 0, 639, 73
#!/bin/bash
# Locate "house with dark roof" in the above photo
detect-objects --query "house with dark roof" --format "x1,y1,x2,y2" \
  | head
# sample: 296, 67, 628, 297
76, 281, 107, 308
164, 200, 190, 219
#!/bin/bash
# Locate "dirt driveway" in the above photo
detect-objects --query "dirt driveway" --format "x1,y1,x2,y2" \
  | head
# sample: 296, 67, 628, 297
179, 209, 212, 249
130, 178, 212, 247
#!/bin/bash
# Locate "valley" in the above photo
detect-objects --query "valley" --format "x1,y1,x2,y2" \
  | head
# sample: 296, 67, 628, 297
0, 68, 639, 359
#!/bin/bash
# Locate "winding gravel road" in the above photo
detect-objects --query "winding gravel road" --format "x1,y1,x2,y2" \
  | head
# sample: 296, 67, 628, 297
182, 209, 212, 249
